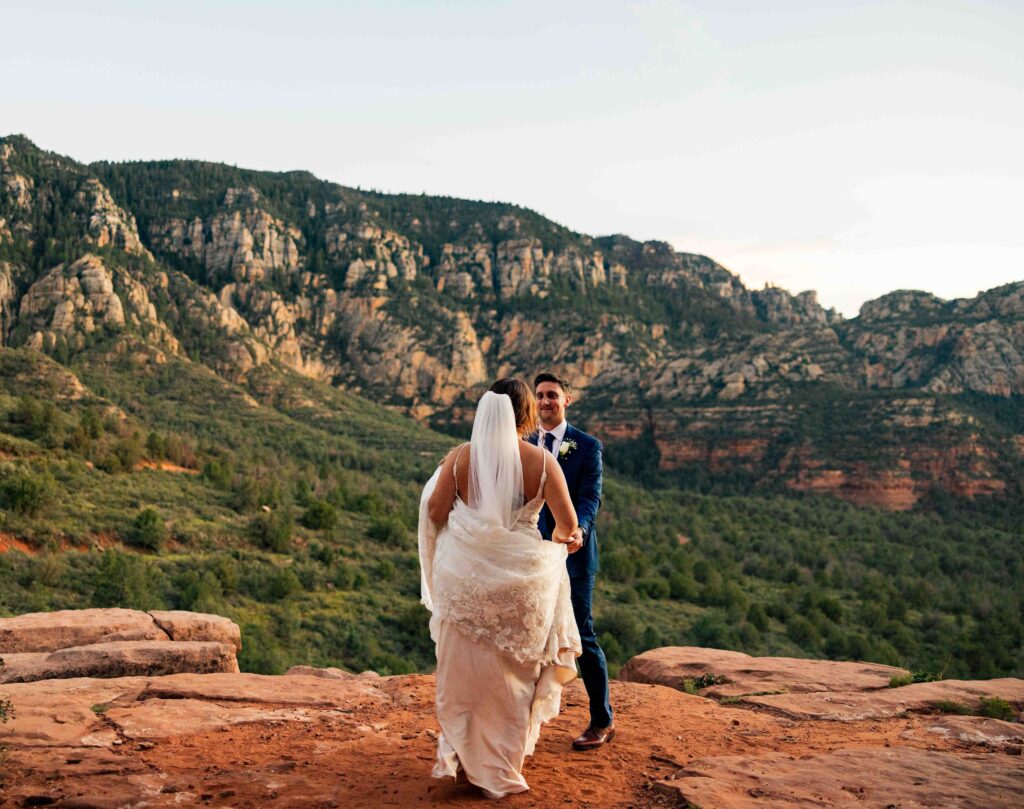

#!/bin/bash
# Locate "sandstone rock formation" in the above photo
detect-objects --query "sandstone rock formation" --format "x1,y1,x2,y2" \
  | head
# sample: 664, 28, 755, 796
657, 748, 1024, 809
618, 646, 907, 698
0, 640, 238, 683
1, 622, 1021, 807
0, 608, 241, 684
0, 608, 169, 653
912, 715, 1024, 750
0, 261, 17, 341
745, 677, 1024, 721
149, 198, 303, 286
74, 178, 152, 258
621, 647, 1024, 722
148, 610, 242, 651
18, 254, 179, 355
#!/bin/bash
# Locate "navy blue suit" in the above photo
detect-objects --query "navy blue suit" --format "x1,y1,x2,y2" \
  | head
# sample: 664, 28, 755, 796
533, 424, 613, 729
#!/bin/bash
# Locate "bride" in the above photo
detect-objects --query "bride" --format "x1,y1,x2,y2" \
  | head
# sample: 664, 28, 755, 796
418, 377, 583, 798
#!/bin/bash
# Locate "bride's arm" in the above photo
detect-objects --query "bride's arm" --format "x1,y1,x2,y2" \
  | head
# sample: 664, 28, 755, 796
542, 453, 579, 543
427, 445, 462, 525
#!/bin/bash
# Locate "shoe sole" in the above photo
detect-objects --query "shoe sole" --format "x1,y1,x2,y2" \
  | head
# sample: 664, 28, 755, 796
572, 728, 615, 751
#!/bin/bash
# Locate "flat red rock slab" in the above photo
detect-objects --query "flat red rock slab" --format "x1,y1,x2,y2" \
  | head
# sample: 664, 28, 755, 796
285, 664, 381, 680
907, 715, 1024, 749
0, 676, 999, 809
0, 608, 167, 653
1, 640, 238, 683
137, 671, 390, 707
5, 772, 175, 809
106, 697, 324, 740
0, 652, 47, 683
4, 744, 149, 778
659, 747, 1024, 809
0, 676, 149, 747
620, 646, 906, 697
746, 677, 1024, 721
148, 610, 242, 651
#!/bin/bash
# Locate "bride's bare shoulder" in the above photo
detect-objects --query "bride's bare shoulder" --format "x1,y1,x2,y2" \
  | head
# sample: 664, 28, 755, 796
439, 441, 470, 467
519, 440, 543, 458
519, 441, 547, 474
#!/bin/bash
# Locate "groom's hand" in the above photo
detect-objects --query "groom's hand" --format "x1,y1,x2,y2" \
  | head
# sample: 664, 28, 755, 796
566, 527, 584, 554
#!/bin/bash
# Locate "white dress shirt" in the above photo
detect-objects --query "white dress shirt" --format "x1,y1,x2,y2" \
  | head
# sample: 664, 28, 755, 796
540, 420, 568, 457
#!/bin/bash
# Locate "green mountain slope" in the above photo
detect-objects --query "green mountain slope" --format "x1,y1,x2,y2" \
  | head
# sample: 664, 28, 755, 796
0, 134, 1021, 680
2, 344, 1021, 679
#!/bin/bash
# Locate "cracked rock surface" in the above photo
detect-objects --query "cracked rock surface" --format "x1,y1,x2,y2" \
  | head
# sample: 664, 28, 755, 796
2, 629, 1022, 808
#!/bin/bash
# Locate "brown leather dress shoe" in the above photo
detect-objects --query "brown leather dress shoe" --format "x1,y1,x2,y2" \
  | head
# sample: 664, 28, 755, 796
572, 724, 616, 751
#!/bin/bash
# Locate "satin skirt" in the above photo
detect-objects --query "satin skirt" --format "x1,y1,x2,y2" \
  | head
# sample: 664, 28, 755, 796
431, 619, 576, 799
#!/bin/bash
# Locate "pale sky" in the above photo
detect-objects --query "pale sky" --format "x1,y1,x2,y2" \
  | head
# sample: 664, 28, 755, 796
3, 0, 1022, 317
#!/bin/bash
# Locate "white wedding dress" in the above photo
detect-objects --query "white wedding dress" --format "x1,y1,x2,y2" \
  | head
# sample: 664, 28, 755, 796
418, 392, 581, 799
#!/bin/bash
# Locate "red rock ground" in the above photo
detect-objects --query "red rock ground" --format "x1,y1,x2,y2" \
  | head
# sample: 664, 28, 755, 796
6, 675, 1017, 809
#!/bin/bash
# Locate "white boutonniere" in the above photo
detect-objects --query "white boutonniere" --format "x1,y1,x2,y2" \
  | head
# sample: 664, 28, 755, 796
558, 438, 578, 458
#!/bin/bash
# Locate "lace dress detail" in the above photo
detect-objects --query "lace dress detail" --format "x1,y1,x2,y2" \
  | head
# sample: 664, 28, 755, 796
420, 453, 576, 667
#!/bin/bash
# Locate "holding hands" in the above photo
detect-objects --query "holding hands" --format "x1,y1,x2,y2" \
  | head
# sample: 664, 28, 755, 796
562, 526, 584, 554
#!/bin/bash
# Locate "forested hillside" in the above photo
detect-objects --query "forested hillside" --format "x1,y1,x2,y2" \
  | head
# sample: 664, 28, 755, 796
1, 134, 1021, 680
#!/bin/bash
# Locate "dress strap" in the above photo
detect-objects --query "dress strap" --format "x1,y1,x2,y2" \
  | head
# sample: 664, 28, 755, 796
537, 451, 549, 499
452, 443, 468, 497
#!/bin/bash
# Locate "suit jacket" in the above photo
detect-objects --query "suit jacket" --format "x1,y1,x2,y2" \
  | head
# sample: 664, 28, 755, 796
532, 423, 603, 577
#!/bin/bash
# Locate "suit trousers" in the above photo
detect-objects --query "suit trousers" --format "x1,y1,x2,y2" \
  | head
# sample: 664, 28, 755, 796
569, 573, 613, 729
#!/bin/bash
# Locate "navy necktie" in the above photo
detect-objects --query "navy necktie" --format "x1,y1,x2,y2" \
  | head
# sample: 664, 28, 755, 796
543, 432, 556, 455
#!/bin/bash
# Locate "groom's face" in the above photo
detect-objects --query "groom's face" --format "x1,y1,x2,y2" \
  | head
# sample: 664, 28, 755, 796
536, 381, 570, 429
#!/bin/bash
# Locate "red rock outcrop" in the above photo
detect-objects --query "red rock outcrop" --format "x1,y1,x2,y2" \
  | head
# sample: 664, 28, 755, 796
2, 635, 1022, 807
148, 610, 242, 652
0, 608, 169, 653
0, 609, 241, 684
657, 748, 1024, 809
619, 646, 906, 697
0, 640, 239, 683
745, 678, 1024, 722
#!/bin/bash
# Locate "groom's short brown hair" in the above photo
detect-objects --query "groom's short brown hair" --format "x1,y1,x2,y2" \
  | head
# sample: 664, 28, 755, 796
533, 372, 571, 395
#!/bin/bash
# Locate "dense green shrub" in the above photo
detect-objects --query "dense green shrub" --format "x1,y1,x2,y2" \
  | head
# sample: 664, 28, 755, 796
747, 603, 770, 632
202, 457, 234, 490
367, 514, 409, 545
301, 501, 338, 531
249, 508, 294, 552
0, 464, 56, 516
602, 550, 637, 583
787, 616, 820, 647
636, 577, 670, 599
236, 621, 289, 675
127, 507, 166, 552
240, 564, 303, 602
173, 569, 225, 613
690, 613, 729, 648
91, 550, 167, 610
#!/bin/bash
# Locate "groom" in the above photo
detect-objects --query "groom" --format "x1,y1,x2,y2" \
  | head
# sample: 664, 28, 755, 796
532, 372, 614, 750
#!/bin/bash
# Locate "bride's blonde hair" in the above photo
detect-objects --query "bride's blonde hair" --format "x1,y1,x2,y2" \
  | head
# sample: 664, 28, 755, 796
488, 378, 538, 437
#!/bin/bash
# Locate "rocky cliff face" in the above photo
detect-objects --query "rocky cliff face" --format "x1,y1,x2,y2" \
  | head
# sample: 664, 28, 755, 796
844, 290, 1024, 397
150, 187, 302, 285
0, 260, 17, 342
17, 254, 178, 355
2, 134, 1022, 509
76, 178, 152, 258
